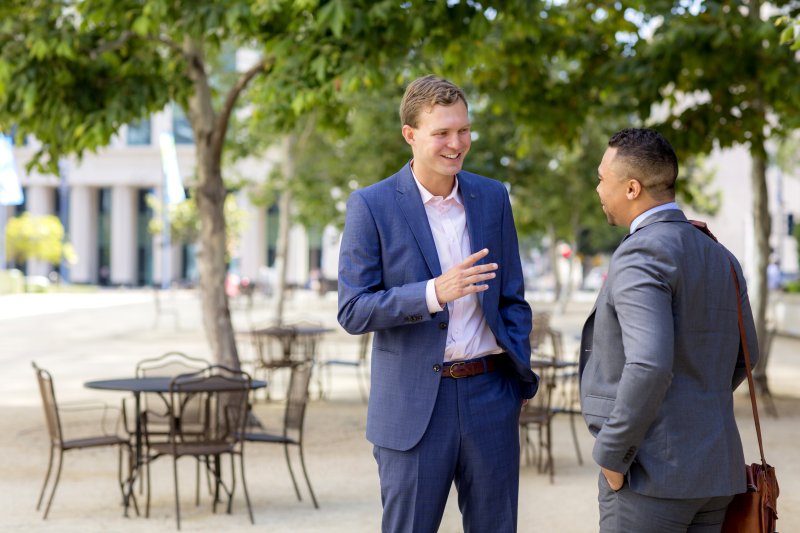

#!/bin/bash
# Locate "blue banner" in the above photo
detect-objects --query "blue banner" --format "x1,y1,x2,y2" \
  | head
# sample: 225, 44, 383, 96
159, 132, 186, 205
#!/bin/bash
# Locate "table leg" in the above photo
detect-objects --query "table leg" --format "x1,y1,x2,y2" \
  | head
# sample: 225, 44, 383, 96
122, 391, 142, 517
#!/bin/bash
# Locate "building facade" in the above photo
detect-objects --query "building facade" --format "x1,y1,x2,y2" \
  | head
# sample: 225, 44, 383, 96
5, 106, 334, 290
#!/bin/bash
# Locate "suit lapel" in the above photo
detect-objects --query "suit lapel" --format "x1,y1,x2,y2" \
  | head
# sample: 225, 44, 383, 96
458, 174, 484, 253
395, 165, 442, 277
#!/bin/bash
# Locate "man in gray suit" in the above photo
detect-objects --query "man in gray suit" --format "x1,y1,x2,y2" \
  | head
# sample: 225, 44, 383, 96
579, 128, 759, 532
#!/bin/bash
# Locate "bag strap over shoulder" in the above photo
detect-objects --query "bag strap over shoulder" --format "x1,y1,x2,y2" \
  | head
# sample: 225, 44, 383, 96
728, 261, 768, 467
689, 219, 768, 467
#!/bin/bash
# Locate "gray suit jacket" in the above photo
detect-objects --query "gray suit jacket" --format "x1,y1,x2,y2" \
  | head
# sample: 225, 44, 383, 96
579, 209, 758, 499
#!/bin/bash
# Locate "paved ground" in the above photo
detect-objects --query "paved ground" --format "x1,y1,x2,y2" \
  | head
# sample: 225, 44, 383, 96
0, 288, 796, 532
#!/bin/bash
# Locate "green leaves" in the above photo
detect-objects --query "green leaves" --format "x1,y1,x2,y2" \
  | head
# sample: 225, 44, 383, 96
5, 213, 74, 266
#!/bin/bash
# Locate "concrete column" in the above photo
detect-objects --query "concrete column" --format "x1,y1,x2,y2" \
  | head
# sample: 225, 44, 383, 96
286, 223, 308, 286
110, 185, 137, 285
321, 224, 341, 281
239, 195, 266, 281
69, 186, 98, 284
25, 185, 55, 277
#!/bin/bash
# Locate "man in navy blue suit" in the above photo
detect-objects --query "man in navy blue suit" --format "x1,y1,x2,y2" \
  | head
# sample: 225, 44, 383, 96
338, 75, 537, 532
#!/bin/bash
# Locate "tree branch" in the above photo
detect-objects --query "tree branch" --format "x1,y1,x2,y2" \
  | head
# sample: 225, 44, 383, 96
89, 30, 136, 59
89, 30, 185, 60
211, 58, 272, 158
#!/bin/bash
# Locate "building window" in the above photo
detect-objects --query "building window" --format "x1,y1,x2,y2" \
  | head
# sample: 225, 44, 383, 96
127, 118, 151, 145
172, 105, 194, 145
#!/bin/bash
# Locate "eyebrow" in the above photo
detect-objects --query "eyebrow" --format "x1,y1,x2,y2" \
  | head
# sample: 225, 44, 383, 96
431, 124, 471, 133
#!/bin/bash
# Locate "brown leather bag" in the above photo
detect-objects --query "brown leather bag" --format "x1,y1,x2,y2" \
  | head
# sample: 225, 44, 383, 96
722, 462, 779, 533
690, 221, 780, 532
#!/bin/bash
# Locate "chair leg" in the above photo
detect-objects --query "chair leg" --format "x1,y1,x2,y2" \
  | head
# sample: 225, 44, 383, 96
238, 453, 254, 524
195, 458, 200, 506
42, 449, 65, 519
546, 421, 554, 484
172, 457, 181, 530
146, 453, 152, 518
297, 444, 319, 509
118, 443, 139, 516
283, 443, 302, 501
226, 453, 236, 514
36, 445, 55, 511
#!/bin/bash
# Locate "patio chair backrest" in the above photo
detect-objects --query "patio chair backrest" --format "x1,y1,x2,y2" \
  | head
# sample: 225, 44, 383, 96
284, 363, 313, 436
32, 363, 63, 446
136, 351, 209, 424
136, 351, 209, 378
530, 312, 552, 353
168, 365, 251, 443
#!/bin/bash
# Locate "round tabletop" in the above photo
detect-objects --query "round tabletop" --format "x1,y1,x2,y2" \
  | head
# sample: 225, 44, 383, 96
85, 376, 267, 393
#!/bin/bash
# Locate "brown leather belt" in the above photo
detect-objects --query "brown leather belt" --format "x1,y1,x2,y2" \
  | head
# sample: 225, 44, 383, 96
441, 354, 504, 379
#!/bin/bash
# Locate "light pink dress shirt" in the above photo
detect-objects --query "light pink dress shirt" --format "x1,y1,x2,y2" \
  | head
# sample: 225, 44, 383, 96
412, 167, 502, 362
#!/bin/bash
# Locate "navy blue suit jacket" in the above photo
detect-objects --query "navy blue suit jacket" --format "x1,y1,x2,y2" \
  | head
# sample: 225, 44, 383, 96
338, 163, 537, 451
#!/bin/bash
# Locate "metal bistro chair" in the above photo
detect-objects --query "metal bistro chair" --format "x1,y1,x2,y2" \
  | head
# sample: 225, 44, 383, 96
134, 351, 210, 504
318, 331, 372, 402
32, 362, 133, 519
519, 358, 556, 483
241, 362, 319, 509
547, 331, 583, 467
530, 312, 553, 355
248, 321, 323, 401
144, 365, 254, 530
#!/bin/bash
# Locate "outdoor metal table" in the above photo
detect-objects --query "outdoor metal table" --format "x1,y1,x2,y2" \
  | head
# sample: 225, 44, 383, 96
84, 376, 267, 516
247, 325, 334, 362
242, 326, 333, 400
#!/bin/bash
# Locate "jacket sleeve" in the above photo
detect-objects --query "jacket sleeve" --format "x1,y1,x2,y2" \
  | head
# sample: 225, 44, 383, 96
496, 188, 535, 398
337, 191, 432, 335
592, 242, 674, 474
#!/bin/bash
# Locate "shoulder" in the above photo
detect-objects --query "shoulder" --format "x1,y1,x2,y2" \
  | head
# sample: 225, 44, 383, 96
348, 169, 404, 208
458, 170, 509, 199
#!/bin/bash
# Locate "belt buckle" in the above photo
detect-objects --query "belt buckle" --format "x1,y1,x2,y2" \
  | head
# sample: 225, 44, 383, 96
448, 361, 467, 379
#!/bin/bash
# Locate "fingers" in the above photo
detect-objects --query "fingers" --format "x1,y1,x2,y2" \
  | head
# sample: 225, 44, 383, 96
460, 248, 490, 268
435, 249, 499, 305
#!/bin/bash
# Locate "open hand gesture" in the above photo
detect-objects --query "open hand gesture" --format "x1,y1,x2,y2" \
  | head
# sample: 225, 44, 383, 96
434, 249, 497, 306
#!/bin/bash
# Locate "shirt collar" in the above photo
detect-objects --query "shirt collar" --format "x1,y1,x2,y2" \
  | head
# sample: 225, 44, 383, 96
630, 201, 680, 233
410, 160, 462, 205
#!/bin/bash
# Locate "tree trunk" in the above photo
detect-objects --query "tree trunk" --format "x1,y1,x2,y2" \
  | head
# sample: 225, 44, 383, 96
747, 0, 771, 396
750, 151, 771, 394
185, 39, 239, 369
271, 134, 295, 326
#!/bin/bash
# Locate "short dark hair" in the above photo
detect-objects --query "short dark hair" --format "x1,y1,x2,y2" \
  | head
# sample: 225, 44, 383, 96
399, 75, 468, 128
608, 128, 678, 198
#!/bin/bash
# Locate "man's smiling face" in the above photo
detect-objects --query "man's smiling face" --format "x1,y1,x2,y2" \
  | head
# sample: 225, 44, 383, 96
402, 100, 471, 185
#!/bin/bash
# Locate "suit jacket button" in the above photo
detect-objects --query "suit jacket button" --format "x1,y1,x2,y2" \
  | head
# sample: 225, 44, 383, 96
439, 322, 448, 330
433, 364, 441, 372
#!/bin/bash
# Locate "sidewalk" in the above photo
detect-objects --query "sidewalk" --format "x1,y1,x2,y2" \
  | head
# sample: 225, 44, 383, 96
0, 289, 796, 532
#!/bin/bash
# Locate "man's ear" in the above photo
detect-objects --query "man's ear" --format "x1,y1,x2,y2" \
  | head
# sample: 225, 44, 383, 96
626, 179, 642, 200
401, 124, 416, 146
